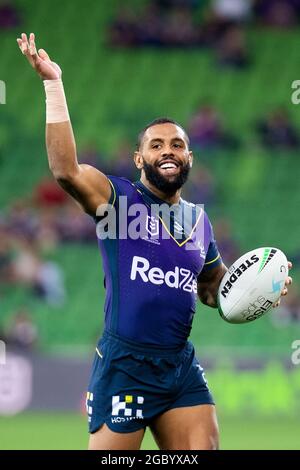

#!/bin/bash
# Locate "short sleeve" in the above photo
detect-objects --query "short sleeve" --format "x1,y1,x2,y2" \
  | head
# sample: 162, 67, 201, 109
94, 175, 132, 223
202, 219, 222, 271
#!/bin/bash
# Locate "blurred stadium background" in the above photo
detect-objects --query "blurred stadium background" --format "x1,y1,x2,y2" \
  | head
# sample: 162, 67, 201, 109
1, 0, 300, 449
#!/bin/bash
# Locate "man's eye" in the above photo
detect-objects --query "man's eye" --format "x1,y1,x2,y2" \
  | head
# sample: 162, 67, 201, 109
152, 144, 161, 149
174, 143, 182, 148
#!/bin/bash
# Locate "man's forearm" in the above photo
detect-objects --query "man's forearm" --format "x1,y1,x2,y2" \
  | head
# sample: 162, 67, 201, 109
46, 121, 78, 179
198, 283, 219, 308
198, 263, 228, 308
44, 79, 79, 180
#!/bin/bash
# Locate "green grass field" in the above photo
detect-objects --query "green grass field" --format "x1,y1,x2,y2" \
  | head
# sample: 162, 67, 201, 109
0, 413, 299, 450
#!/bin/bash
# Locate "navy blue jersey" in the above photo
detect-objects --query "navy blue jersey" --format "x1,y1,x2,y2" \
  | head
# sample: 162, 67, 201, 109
96, 176, 222, 347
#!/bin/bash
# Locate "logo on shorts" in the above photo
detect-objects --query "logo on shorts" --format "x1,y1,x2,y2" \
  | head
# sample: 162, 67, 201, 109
86, 392, 94, 423
111, 395, 144, 423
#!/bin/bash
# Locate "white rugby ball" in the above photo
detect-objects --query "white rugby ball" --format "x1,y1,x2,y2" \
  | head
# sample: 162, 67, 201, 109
218, 247, 288, 324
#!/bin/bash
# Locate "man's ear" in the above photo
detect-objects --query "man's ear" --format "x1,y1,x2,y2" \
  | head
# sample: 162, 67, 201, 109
134, 151, 143, 170
189, 151, 193, 168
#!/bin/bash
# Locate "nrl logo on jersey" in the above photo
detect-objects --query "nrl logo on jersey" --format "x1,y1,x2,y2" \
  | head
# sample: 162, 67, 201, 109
146, 216, 159, 237
142, 216, 161, 245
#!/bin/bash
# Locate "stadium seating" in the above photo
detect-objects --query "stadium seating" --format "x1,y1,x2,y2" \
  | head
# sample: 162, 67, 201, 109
1, 0, 299, 353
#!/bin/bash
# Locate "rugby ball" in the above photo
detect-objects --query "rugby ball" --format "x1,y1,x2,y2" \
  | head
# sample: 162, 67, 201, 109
218, 247, 288, 324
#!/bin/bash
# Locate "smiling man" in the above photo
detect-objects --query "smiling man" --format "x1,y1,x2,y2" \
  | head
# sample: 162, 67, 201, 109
17, 32, 292, 451
135, 120, 192, 200
89, 116, 225, 451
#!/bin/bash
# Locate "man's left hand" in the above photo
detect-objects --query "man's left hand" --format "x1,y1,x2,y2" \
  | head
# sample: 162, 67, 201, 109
273, 261, 293, 308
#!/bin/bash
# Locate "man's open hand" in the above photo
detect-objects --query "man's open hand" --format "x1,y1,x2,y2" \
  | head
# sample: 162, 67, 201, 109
17, 33, 61, 80
273, 261, 293, 308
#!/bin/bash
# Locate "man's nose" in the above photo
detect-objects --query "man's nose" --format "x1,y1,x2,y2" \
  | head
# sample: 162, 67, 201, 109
161, 147, 174, 157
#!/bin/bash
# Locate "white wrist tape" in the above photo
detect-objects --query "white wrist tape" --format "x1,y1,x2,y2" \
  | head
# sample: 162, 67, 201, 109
44, 79, 70, 123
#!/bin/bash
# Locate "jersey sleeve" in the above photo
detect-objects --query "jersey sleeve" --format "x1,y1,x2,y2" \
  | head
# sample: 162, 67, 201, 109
202, 216, 222, 271
94, 175, 132, 223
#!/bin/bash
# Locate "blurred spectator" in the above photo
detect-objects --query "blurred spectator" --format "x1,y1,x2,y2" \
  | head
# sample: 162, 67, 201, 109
109, 2, 198, 47
212, 0, 253, 23
34, 177, 68, 208
188, 103, 239, 150
0, 0, 20, 30
56, 200, 96, 243
256, 108, 300, 151
5, 309, 38, 351
154, 0, 198, 9
12, 237, 40, 286
109, 7, 142, 47
136, 3, 164, 46
35, 208, 60, 252
6, 200, 37, 239
0, 227, 14, 283
108, 0, 253, 57
162, 7, 197, 46
254, 0, 300, 28
1, 174, 100, 248
189, 0, 252, 49
11, 236, 66, 306
34, 260, 65, 306
216, 25, 250, 68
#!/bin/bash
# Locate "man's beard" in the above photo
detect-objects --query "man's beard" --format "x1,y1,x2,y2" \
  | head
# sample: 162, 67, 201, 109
142, 159, 190, 195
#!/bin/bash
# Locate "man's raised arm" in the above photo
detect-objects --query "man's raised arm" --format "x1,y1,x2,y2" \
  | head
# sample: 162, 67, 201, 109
17, 32, 111, 216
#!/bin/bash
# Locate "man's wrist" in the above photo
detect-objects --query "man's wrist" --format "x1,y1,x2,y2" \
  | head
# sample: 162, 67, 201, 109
44, 79, 70, 123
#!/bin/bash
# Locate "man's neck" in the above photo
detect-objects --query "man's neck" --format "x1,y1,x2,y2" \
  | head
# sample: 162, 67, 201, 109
140, 175, 181, 205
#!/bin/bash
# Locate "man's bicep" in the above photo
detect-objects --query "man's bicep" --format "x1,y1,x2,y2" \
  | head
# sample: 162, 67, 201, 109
57, 164, 112, 216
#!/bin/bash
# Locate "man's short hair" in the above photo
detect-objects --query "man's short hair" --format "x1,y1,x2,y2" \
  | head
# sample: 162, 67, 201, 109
137, 117, 190, 149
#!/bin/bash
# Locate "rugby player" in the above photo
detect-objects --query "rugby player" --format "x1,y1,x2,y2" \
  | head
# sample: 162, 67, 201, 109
17, 33, 292, 450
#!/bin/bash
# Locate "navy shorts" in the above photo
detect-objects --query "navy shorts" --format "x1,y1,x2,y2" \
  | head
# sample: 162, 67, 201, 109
86, 331, 214, 433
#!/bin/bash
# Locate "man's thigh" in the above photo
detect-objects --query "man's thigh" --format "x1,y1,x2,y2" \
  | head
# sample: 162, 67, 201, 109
88, 423, 145, 450
150, 404, 219, 450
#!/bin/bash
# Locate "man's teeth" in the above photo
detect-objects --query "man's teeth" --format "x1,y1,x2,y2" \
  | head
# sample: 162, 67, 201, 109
160, 163, 177, 169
